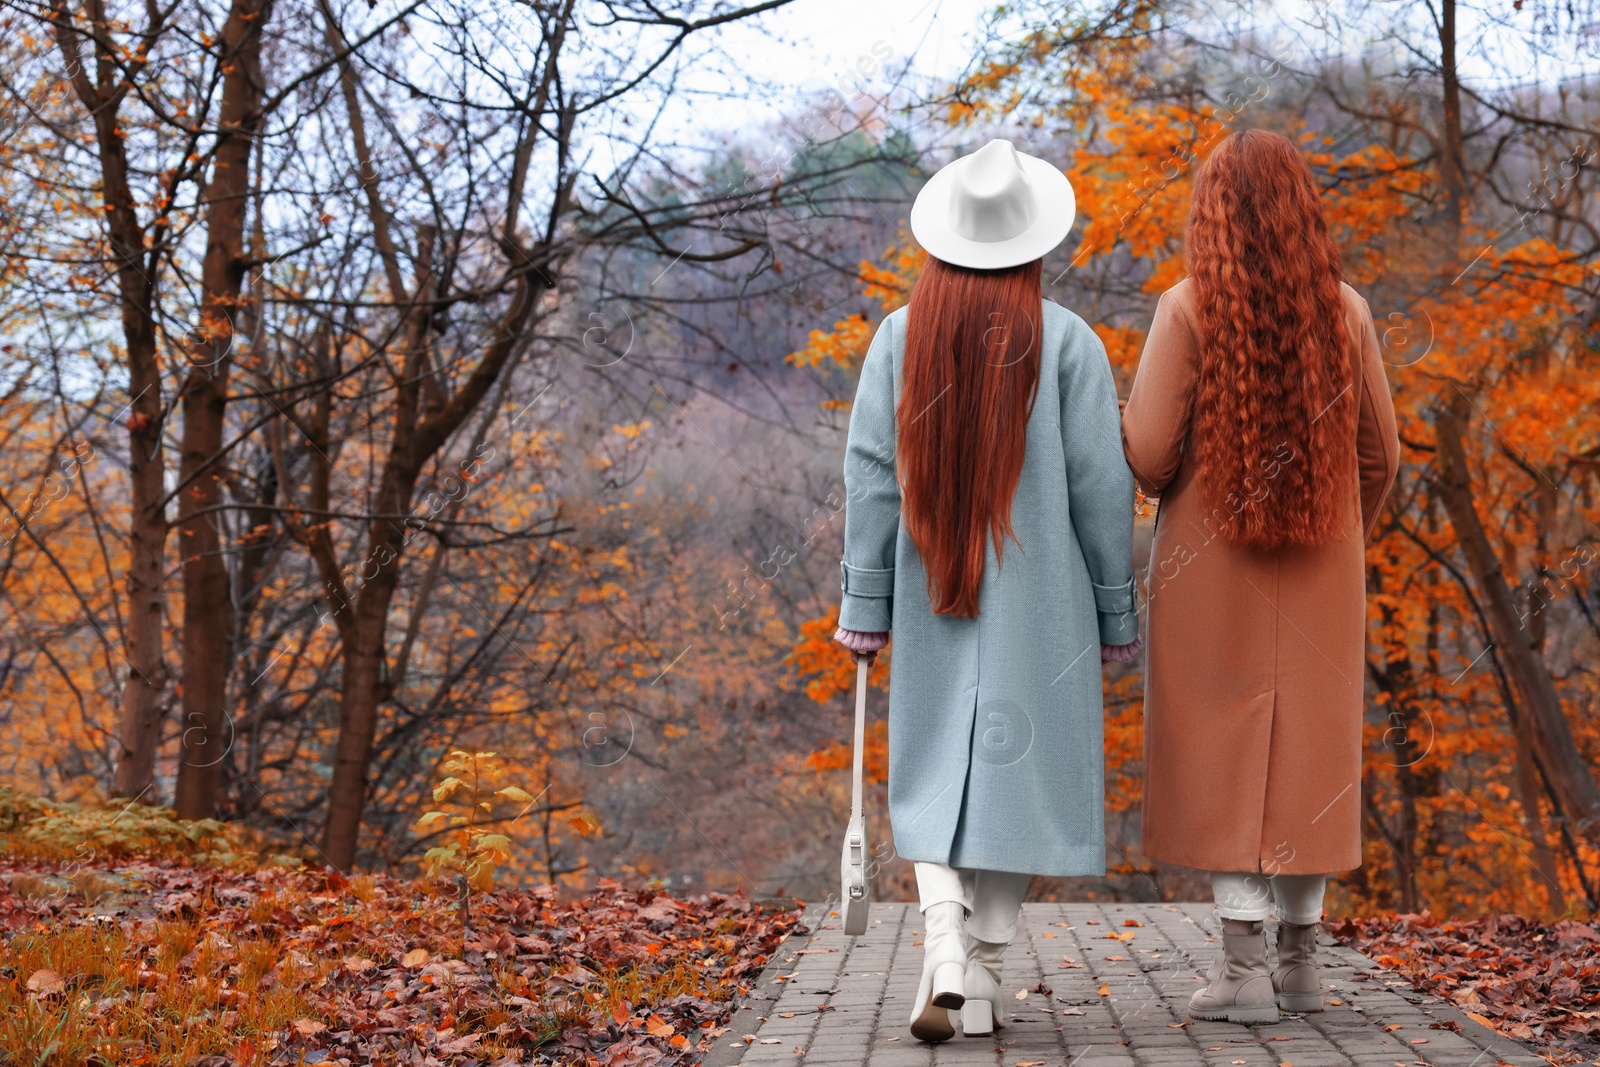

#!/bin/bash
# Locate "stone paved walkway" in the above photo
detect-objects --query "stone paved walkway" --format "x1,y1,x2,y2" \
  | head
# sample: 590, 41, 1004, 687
704, 902, 1545, 1067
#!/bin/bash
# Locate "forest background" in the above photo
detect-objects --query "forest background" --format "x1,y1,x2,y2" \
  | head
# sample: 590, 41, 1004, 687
1, 0, 1598, 922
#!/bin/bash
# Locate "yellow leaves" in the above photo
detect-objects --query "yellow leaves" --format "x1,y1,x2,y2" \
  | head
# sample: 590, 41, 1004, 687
947, 59, 1025, 124
805, 720, 888, 785
946, 98, 979, 125
786, 607, 885, 706
578, 581, 626, 605
465, 860, 496, 891
441, 750, 497, 775
489, 689, 523, 716
786, 313, 872, 371
859, 249, 922, 311
421, 844, 461, 878
476, 833, 513, 858
786, 243, 924, 387
1319, 143, 1428, 260
612, 420, 650, 440
1092, 323, 1145, 377
969, 61, 1021, 93
417, 752, 533, 903
1142, 256, 1188, 296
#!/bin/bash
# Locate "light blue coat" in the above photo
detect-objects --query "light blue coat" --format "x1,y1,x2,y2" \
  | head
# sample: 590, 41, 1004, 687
837, 298, 1138, 877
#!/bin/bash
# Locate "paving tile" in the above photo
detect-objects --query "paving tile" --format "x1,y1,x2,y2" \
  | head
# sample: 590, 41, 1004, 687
701, 903, 1549, 1067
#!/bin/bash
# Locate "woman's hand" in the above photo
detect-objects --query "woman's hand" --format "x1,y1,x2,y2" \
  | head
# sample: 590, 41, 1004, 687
834, 626, 890, 663
1101, 635, 1143, 663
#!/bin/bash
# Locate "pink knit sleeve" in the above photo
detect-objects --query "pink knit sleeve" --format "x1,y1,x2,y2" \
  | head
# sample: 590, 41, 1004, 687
833, 626, 890, 652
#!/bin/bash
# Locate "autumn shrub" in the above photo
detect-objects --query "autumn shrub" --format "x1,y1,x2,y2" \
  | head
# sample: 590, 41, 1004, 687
415, 751, 532, 928
0, 787, 300, 868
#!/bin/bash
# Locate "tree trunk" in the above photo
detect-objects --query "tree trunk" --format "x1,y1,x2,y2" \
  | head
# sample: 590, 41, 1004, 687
312, 0, 561, 868
174, 0, 275, 819
1437, 0, 1466, 232
116, 349, 170, 803
1391, 725, 1421, 913
1433, 394, 1600, 847
1367, 562, 1421, 911
322, 598, 401, 867
314, 227, 545, 867
311, 208, 435, 867
49, 1, 173, 801
1512, 711, 1566, 913
1515, 437, 1567, 912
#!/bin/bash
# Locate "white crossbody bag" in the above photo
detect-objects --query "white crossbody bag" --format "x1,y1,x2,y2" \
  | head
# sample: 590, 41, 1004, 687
839, 656, 871, 935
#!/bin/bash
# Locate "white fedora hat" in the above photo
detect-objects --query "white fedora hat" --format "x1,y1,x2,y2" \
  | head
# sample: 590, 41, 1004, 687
908, 138, 1076, 270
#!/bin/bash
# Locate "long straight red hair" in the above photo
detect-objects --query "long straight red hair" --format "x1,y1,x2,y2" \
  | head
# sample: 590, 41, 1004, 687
897, 255, 1043, 618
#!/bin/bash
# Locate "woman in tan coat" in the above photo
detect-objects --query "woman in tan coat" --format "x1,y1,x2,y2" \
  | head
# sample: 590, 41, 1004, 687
1120, 129, 1400, 1023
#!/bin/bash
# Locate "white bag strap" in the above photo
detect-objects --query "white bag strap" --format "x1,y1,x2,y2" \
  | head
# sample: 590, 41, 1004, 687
850, 657, 869, 819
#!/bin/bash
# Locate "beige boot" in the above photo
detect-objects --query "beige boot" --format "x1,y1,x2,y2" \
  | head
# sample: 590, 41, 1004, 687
908, 900, 967, 1041
959, 936, 1008, 1035
1272, 921, 1323, 1012
1187, 920, 1279, 1024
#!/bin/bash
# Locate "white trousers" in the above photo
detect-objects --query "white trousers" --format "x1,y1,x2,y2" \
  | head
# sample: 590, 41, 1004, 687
1211, 871, 1326, 924
913, 861, 1032, 943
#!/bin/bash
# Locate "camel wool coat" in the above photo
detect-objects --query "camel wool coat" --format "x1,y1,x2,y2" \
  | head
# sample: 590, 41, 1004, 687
1120, 278, 1400, 875
838, 299, 1139, 878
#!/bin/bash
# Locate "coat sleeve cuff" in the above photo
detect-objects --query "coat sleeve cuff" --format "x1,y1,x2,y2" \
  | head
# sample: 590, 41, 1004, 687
839, 560, 893, 632
1092, 576, 1139, 646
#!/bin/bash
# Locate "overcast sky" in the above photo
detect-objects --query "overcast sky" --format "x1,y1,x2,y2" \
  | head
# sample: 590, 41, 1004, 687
584, 0, 1599, 186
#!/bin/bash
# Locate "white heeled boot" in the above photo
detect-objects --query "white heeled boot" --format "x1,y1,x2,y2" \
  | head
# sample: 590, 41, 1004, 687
960, 935, 1008, 1035
908, 900, 967, 1041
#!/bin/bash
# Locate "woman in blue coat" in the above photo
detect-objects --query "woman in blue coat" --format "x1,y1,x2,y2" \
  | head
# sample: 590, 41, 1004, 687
832, 138, 1142, 1042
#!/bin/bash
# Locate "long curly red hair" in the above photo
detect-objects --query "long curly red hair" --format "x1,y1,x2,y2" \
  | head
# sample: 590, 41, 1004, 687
897, 255, 1043, 617
1187, 129, 1357, 549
